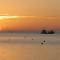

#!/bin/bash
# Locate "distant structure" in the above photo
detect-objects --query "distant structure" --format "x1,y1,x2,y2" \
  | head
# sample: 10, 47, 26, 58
48, 30, 55, 34
41, 30, 47, 34
41, 30, 55, 34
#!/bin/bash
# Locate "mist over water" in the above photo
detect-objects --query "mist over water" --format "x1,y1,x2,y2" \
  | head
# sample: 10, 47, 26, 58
0, 33, 60, 45
0, 33, 60, 60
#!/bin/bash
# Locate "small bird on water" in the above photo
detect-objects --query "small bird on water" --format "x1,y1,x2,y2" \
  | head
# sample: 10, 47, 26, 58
40, 40, 46, 45
41, 42, 44, 45
43, 40, 46, 43
32, 38, 34, 40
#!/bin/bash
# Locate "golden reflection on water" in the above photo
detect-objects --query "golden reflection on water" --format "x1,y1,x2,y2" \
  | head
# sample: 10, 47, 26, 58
0, 44, 60, 60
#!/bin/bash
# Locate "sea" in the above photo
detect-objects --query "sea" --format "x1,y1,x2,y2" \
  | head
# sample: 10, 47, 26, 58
0, 33, 60, 60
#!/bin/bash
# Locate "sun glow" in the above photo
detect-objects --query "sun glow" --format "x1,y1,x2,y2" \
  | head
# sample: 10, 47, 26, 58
0, 16, 19, 20
0, 27, 2, 31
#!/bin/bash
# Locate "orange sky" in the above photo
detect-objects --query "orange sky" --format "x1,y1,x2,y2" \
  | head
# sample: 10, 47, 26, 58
0, 0, 60, 32
0, 17, 60, 32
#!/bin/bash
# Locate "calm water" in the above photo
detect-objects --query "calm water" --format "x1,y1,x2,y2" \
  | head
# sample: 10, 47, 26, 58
0, 33, 60, 60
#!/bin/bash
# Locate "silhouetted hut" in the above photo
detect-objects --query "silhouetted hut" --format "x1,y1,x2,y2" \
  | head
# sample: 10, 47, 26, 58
48, 30, 55, 34
41, 30, 47, 34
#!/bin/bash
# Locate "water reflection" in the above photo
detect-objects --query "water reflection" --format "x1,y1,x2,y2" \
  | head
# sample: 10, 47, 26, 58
0, 44, 60, 60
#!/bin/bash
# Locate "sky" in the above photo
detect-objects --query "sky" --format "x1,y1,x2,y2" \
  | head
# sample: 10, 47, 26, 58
0, 0, 60, 32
